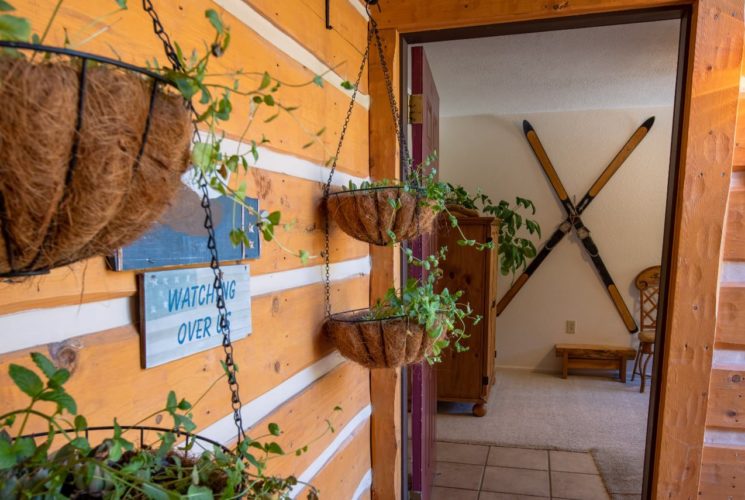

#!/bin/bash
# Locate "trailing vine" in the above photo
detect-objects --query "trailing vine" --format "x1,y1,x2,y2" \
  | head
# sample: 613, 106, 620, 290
443, 184, 541, 277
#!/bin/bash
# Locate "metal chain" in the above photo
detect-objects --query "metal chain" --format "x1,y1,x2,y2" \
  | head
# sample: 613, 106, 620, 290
323, 9, 412, 318
369, 16, 413, 176
322, 25, 371, 318
140, 0, 246, 444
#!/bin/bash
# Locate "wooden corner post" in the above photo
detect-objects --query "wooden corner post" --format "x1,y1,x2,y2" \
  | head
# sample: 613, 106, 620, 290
369, 26, 403, 500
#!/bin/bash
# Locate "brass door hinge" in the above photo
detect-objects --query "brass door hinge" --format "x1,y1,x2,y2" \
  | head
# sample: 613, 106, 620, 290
409, 94, 423, 124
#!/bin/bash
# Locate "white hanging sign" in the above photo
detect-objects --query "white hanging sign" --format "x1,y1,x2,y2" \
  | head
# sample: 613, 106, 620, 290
139, 265, 252, 368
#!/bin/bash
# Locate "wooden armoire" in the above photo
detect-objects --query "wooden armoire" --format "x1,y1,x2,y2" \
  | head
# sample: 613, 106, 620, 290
435, 211, 498, 416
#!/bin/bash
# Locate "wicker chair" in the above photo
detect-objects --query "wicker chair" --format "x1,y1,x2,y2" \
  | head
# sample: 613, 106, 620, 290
632, 266, 661, 393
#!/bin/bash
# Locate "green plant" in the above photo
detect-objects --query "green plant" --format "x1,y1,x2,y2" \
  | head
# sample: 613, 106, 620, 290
444, 184, 541, 277
0, 353, 336, 498
367, 247, 481, 364
0, 0, 329, 264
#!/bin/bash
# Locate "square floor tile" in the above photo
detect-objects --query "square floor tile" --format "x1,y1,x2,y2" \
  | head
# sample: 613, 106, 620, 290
479, 492, 549, 499
437, 441, 490, 465
487, 447, 548, 470
481, 466, 550, 497
432, 486, 479, 500
434, 461, 485, 490
549, 450, 599, 474
552, 471, 610, 500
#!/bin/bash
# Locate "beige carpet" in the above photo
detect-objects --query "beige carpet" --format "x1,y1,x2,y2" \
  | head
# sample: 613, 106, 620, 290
436, 368, 651, 497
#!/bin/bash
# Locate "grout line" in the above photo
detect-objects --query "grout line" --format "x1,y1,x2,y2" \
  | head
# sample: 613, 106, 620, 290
478, 463, 486, 492
548, 449, 554, 499
551, 470, 602, 476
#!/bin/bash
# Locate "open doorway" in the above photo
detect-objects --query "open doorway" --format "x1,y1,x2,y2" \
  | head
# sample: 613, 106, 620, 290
404, 11, 687, 500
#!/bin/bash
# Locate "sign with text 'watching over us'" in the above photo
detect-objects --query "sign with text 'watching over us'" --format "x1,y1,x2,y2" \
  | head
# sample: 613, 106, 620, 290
139, 265, 252, 368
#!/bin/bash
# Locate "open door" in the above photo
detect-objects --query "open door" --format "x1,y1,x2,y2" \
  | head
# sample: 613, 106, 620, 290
408, 45, 439, 500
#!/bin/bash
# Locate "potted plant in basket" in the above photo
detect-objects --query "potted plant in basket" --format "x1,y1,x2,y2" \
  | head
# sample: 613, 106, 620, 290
0, 352, 333, 498
326, 246, 481, 367
327, 153, 494, 250
0, 0, 323, 279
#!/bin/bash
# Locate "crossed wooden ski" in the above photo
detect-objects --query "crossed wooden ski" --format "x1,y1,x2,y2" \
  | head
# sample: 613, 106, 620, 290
496, 117, 656, 333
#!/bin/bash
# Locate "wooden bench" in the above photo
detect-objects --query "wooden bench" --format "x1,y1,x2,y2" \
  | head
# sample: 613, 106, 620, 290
555, 344, 637, 382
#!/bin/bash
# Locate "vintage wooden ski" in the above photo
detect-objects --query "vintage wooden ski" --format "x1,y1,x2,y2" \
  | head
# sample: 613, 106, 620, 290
497, 118, 654, 334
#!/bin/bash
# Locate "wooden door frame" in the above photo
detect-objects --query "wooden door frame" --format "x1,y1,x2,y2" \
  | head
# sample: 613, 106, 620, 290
368, 1, 743, 499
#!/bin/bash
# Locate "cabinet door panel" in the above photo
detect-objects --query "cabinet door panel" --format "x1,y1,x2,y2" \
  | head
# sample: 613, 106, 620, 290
436, 218, 495, 401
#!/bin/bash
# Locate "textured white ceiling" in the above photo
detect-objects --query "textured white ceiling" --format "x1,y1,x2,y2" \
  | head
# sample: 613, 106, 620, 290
422, 20, 681, 117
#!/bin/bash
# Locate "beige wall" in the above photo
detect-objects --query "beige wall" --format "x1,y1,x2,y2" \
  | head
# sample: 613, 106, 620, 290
440, 107, 674, 371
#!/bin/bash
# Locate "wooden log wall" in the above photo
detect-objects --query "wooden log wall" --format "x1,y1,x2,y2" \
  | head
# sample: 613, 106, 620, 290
698, 48, 745, 498
0, 0, 373, 497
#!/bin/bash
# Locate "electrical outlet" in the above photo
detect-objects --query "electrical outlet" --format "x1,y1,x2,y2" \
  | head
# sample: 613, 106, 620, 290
566, 320, 576, 334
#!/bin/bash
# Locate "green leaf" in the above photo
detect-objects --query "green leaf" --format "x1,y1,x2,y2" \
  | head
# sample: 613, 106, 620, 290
0, 14, 30, 41
312, 75, 323, 87
187, 485, 214, 499
39, 389, 77, 414
166, 391, 177, 413
141, 483, 171, 500
205, 9, 224, 34
0, 1, 15, 12
70, 437, 90, 453
191, 142, 214, 170
174, 413, 196, 433
0, 439, 14, 469
263, 94, 275, 106
115, 0, 127, 9
11, 437, 34, 461
259, 71, 271, 90
299, 249, 309, 265
49, 368, 70, 388
264, 112, 280, 123
265, 442, 284, 455
267, 211, 281, 226
9, 364, 43, 398
340, 80, 355, 90
171, 73, 200, 101
30, 352, 55, 379
74, 415, 88, 432
268, 423, 281, 436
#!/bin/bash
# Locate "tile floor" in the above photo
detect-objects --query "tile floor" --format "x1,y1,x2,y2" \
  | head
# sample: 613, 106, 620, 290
431, 441, 611, 500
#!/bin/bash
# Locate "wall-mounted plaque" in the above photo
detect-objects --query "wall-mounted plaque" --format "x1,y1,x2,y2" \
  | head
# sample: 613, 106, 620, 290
110, 184, 260, 271
139, 265, 252, 368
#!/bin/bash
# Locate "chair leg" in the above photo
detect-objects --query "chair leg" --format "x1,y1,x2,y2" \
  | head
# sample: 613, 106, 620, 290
631, 348, 642, 381
640, 350, 653, 394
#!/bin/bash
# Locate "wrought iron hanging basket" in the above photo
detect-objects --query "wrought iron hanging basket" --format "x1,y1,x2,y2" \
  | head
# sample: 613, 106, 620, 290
21, 425, 230, 454
325, 309, 440, 368
0, 41, 192, 278
326, 186, 439, 245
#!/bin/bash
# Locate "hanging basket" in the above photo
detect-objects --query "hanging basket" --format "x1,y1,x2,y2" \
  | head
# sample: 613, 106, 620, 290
326, 186, 439, 245
325, 309, 439, 368
0, 42, 192, 278
16, 425, 239, 496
